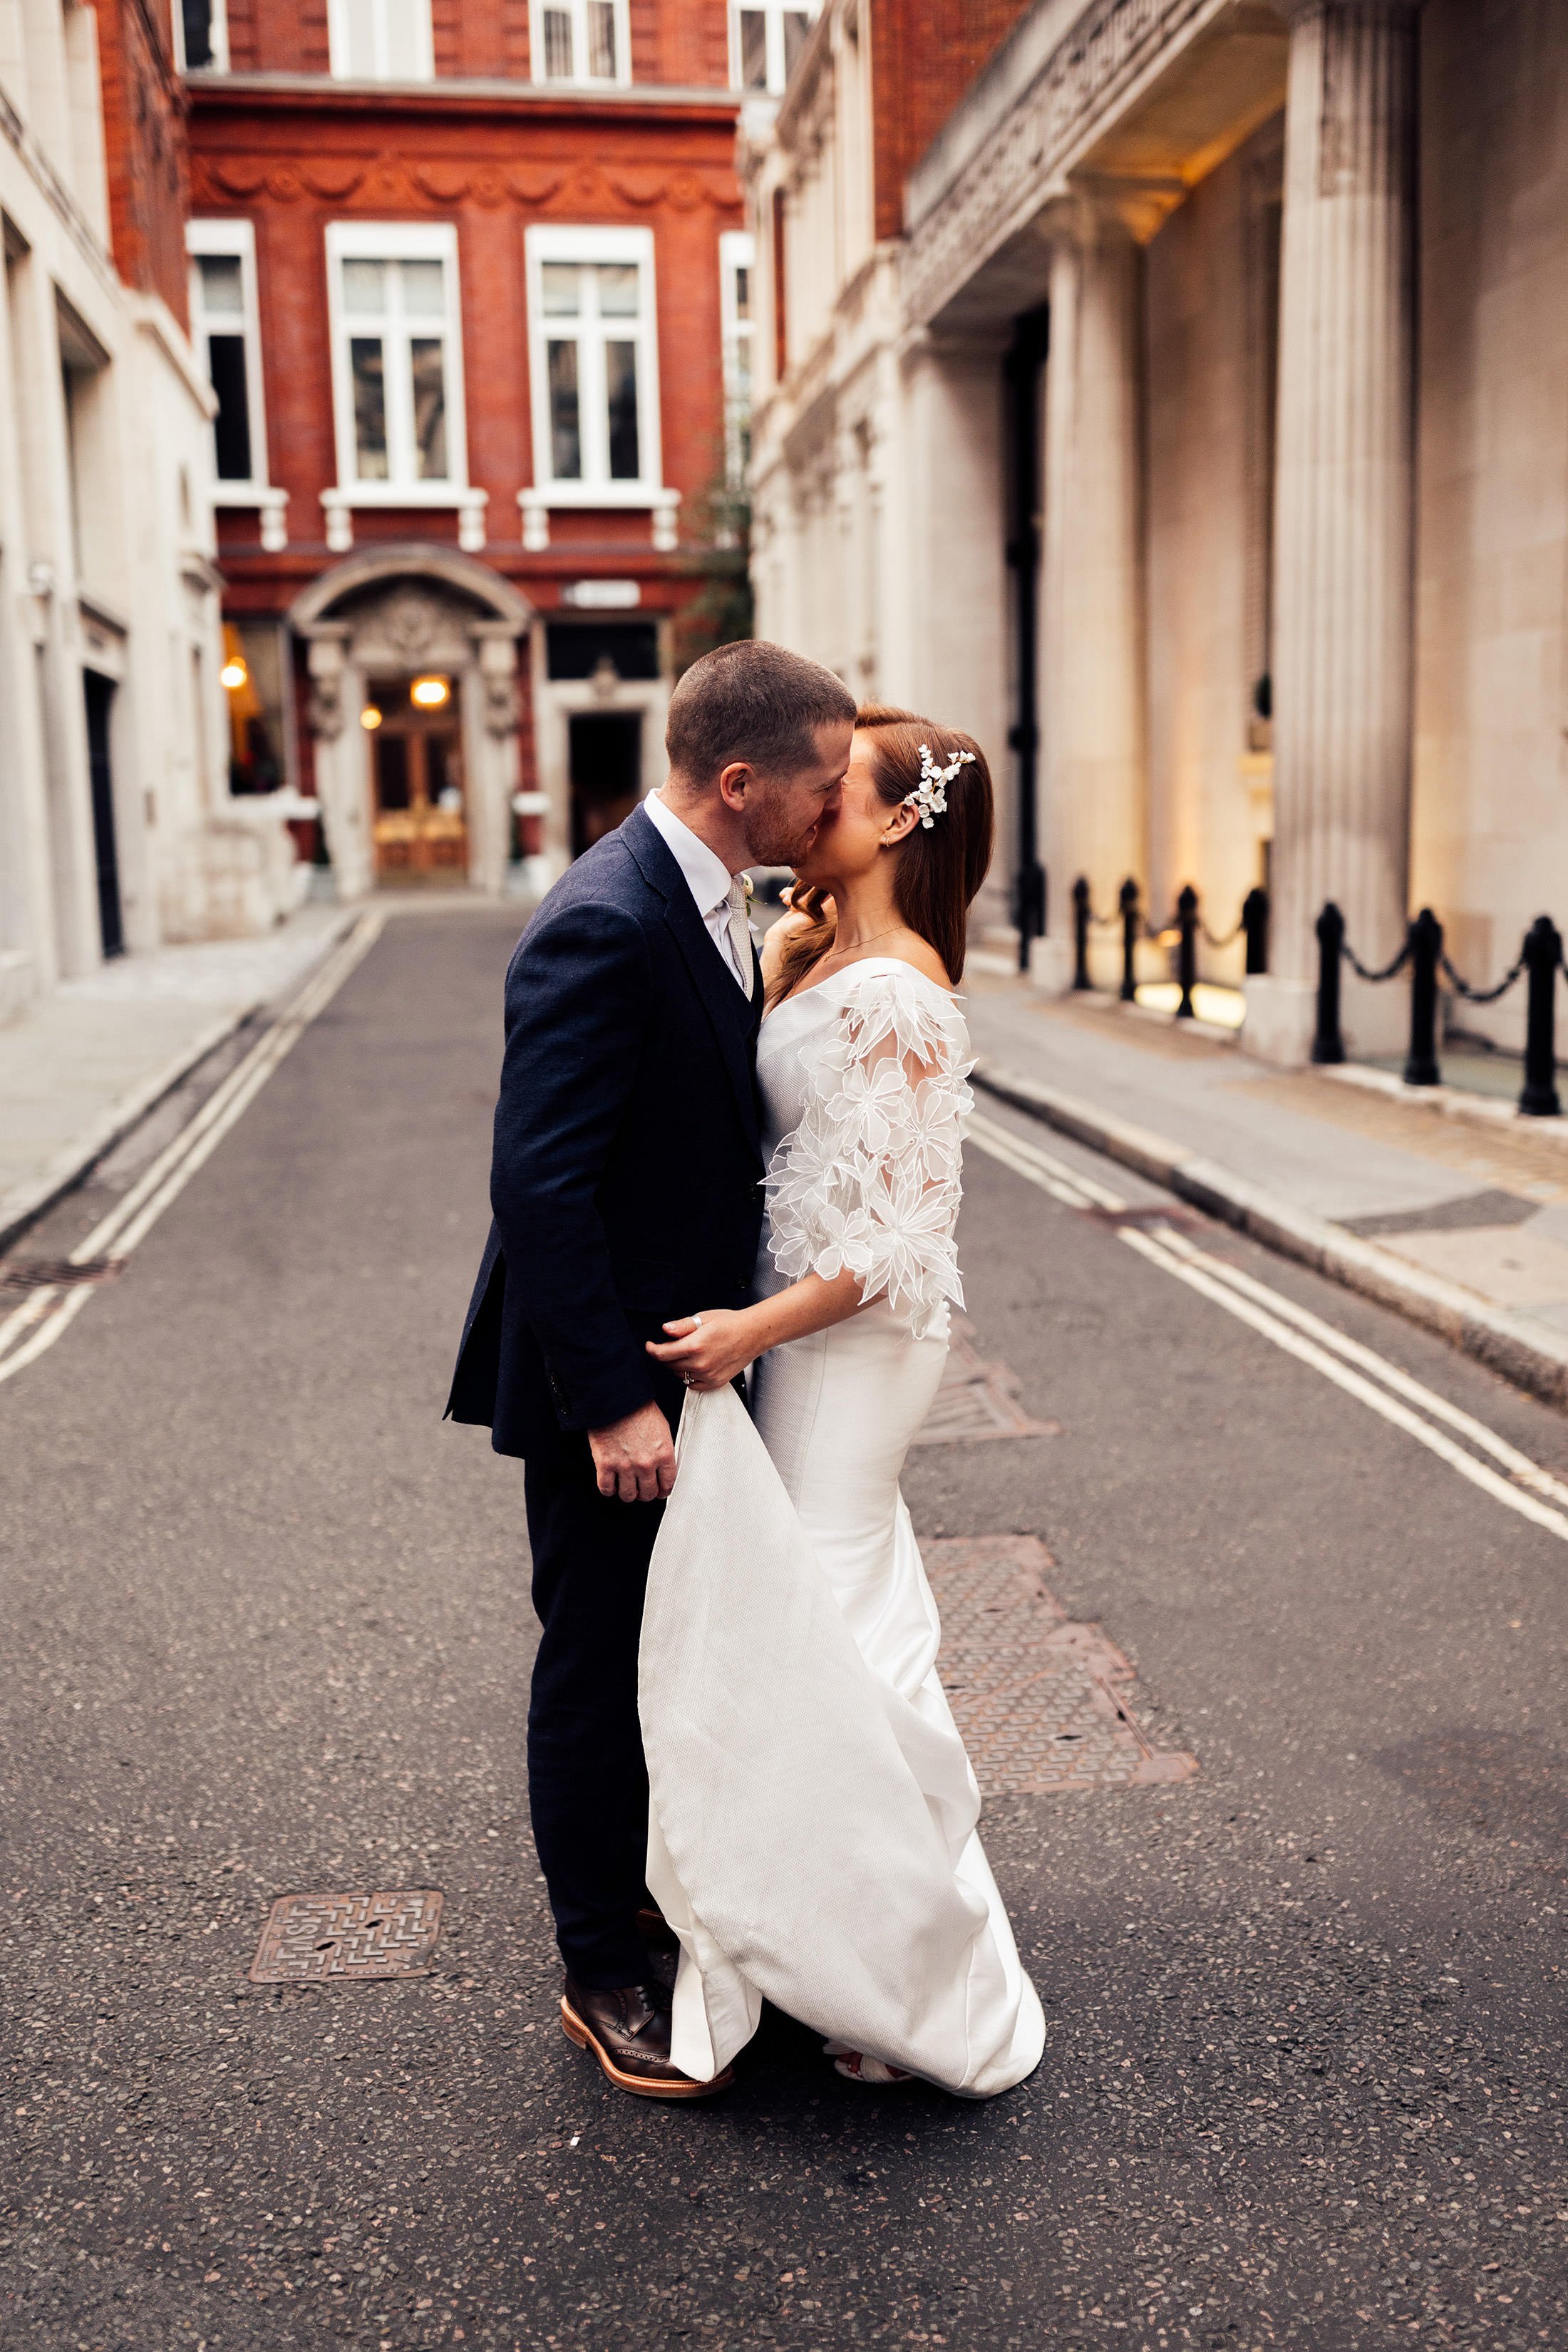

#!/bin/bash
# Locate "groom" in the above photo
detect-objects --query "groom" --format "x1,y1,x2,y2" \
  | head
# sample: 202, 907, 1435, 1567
448, 639, 855, 2097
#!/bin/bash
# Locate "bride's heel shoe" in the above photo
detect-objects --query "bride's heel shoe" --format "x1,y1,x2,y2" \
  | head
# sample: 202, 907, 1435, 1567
825, 2039, 913, 2086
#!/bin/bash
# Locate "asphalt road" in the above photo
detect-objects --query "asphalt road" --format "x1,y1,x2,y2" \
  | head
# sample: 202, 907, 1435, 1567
3, 904, 1566, 2352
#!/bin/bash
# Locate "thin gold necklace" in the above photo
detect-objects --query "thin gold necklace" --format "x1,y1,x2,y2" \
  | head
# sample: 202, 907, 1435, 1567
826, 925, 903, 957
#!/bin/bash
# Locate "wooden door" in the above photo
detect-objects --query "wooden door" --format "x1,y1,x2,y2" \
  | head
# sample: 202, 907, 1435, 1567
368, 682, 468, 880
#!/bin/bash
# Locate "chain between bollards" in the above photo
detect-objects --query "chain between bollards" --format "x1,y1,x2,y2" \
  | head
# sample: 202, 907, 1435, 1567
1314, 900, 1564, 1115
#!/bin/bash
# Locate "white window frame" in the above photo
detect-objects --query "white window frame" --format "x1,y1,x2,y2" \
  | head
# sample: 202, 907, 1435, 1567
729, 0, 818, 96
324, 220, 470, 507
186, 219, 289, 549
172, 0, 230, 73
525, 224, 664, 510
327, 0, 434, 82
530, 0, 631, 87
718, 228, 754, 485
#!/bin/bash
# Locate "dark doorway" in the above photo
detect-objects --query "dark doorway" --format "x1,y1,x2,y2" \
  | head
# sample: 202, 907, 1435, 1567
1004, 304, 1049, 971
569, 711, 642, 857
83, 670, 123, 958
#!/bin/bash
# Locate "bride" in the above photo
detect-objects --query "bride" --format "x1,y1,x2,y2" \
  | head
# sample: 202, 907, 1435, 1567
641, 704, 1045, 2099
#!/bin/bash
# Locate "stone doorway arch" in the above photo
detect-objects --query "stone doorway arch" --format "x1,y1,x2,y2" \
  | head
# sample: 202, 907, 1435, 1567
288, 547, 533, 901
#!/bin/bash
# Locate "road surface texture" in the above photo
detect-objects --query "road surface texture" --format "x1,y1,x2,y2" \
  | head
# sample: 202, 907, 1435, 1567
3, 906, 1564, 2351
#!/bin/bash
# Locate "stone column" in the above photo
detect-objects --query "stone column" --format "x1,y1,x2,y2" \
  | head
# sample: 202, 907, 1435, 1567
1033, 200, 1147, 994
302, 625, 374, 904
464, 624, 523, 897
1246, 0, 1423, 1062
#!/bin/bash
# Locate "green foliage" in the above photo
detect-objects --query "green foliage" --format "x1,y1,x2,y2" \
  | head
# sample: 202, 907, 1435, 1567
672, 461, 754, 676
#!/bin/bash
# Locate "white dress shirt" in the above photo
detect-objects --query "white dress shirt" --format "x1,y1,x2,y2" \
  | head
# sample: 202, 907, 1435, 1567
644, 790, 751, 990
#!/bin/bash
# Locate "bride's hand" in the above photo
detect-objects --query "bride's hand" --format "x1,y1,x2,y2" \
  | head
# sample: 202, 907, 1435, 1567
646, 1311, 756, 1392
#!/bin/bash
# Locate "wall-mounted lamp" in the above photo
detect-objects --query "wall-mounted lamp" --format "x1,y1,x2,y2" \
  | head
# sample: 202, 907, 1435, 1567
360, 705, 383, 731
410, 674, 450, 709
220, 657, 248, 691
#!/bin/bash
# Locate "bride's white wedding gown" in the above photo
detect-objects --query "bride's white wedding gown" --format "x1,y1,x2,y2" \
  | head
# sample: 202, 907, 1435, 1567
639, 958, 1045, 2097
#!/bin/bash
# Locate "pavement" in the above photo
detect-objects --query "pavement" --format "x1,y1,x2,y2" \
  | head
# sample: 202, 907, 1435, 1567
4, 902, 1568, 2349
0, 902, 356, 1251
966, 979, 1568, 1405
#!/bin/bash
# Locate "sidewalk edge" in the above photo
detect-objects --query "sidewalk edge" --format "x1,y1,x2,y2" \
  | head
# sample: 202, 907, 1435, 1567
0, 915, 356, 1258
974, 1058, 1568, 1413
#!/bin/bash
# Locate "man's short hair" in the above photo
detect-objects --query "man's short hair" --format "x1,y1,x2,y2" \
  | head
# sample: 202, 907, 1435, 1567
666, 639, 856, 786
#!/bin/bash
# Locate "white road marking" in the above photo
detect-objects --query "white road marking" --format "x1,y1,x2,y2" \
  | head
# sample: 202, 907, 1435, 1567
966, 1107, 1568, 1547
0, 913, 385, 1388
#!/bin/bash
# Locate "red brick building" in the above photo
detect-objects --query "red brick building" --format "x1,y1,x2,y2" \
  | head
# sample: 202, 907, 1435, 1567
180, 0, 807, 893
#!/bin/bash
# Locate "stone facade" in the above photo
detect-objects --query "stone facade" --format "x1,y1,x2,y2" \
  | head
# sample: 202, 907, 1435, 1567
748, 0, 1568, 1063
0, 0, 295, 1028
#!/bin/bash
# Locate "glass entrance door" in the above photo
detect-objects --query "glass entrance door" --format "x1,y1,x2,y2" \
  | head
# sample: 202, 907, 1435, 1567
365, 677, 467, 881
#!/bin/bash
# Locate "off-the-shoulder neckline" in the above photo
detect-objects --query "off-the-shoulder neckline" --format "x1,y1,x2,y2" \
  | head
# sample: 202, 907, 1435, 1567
768, 954, 963, 1012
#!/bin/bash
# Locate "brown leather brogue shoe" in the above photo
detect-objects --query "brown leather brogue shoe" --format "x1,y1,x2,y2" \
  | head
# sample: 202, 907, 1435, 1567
560, 1975, 733, 2100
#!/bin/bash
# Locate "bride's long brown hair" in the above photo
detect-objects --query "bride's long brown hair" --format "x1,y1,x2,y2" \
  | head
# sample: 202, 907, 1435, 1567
765, 704, 995, 1010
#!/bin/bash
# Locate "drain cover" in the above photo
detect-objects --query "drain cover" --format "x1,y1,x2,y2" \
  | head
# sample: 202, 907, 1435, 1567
913, 1318, 1060, 1446
0, 1256, 124, 1292
249, 1889, 443, 1984
926, 1535, 1197, 1796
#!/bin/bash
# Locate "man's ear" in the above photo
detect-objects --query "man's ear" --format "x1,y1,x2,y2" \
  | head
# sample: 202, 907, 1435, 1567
717, 760, 754, 812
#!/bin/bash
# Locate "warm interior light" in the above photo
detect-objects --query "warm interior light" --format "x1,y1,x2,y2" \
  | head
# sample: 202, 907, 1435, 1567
360, 705, 383, 731
220, 658, 248, 691
410, 674, 450, 709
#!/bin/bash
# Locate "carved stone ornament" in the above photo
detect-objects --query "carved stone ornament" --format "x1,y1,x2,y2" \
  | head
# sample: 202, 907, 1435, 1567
903, 0, 1218, 327
381, 589, 444, 661
483, 671, 520, 738
307, 674, 344, 741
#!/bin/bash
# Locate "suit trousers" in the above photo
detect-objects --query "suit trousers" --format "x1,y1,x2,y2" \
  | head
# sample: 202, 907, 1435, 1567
522, 1407, 675, 1989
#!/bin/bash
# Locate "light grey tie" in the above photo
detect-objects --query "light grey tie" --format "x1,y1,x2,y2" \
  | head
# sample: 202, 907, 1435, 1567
724, 876, 754, 999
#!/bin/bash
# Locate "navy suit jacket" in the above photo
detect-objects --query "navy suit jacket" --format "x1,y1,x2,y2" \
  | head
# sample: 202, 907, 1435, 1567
446, 800, 765, 1458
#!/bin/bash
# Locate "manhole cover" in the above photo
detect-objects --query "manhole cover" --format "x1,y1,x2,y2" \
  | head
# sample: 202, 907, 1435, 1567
913, 1318, 1060, 1446
249, 1890, 443, 1984
926, 1535, 1197, 1796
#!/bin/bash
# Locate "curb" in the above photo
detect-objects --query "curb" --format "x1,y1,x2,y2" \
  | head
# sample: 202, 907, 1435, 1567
0, 913, 359, 1259
973, 1057, 1568, 1415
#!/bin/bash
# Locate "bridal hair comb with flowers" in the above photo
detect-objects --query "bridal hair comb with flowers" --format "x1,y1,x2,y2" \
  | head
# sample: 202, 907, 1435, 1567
904, 741, 976, 829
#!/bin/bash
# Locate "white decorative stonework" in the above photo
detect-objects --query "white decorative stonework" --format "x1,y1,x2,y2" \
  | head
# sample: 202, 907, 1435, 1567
903, 0, 1220, 326
289, 548, 532, 903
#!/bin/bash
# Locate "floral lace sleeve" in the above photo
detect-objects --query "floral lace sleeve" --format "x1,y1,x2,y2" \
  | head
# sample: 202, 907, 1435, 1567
763, 966, 974, 1341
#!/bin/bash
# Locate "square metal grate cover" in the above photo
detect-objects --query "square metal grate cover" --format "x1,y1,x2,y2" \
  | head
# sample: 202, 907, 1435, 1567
249, 1889, 443, 1984
912, 1316, 1061, 1446
926, 1535, 1197, 1797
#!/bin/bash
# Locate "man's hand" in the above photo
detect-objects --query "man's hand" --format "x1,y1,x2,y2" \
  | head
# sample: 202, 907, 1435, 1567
587, 1402, 676, 1503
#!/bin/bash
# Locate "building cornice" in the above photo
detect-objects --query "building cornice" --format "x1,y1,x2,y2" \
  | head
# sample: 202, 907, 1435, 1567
902, 0, 1245, 328
0, 86, 118, 293
185, 72, 742, 124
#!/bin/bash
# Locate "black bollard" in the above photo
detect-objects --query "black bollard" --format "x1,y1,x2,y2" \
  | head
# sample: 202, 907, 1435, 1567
1242, 886, 1269, 976
1311, 902, 1346, 1065
1519, 915, 1563, 1118
1072, 876, 1093, 991
1403, 908, 1443, 1086
1175, 885, 1198, 1018
1119, 877, 1140, 1003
